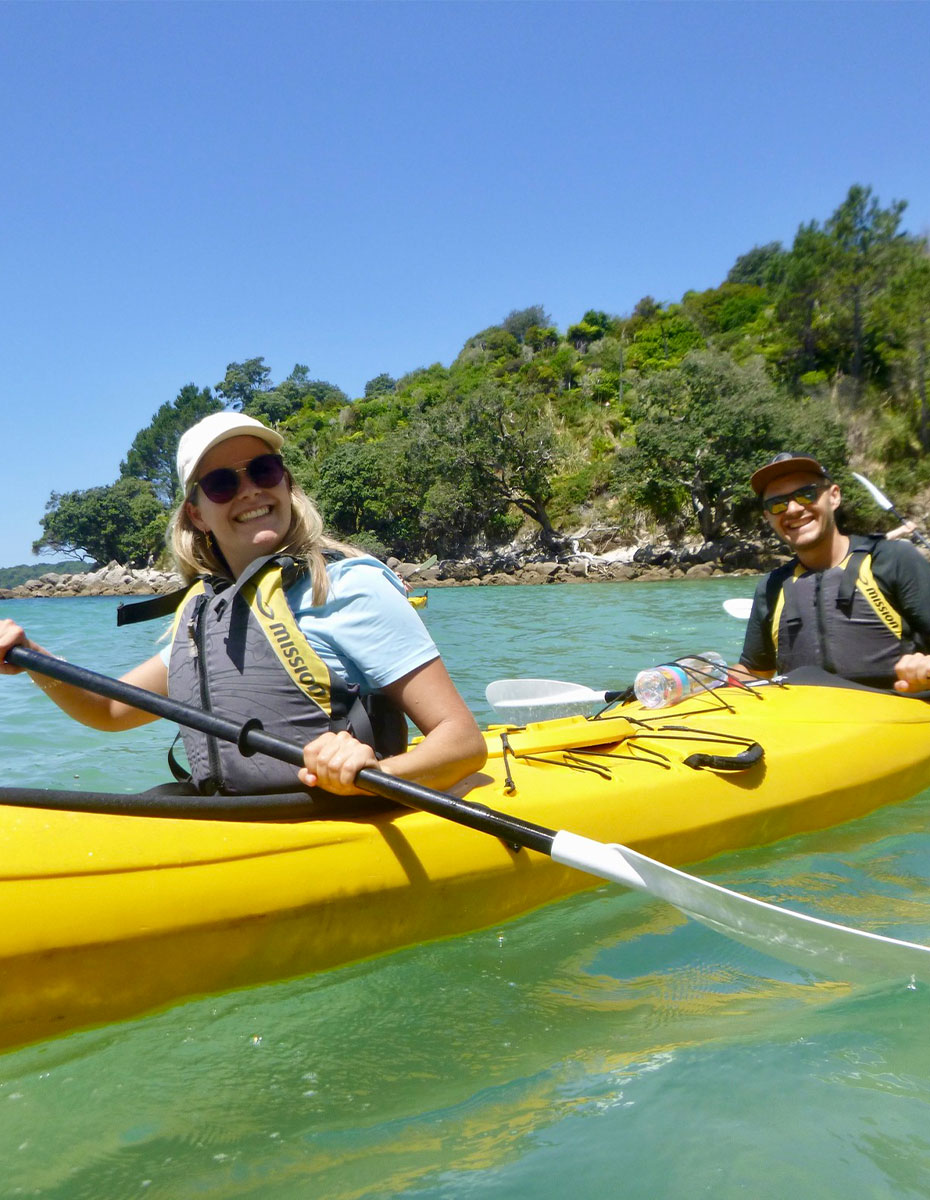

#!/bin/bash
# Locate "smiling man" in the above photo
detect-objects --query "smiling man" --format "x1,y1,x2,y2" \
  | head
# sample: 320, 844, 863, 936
737, 452, 930, 692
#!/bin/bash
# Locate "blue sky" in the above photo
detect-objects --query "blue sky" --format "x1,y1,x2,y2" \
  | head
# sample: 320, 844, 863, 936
2, 0, 928, 568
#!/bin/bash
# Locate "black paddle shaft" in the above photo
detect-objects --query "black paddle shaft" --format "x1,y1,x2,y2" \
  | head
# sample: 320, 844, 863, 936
7, 645, 557, 853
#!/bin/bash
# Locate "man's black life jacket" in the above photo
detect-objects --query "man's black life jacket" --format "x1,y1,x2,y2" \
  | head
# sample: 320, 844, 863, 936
766, 537, 915, 687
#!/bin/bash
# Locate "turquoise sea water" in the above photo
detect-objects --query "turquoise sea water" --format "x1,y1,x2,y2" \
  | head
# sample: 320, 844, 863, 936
3, 580, 930, 1198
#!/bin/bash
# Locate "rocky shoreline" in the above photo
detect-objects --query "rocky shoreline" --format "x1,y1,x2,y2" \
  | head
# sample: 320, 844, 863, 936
0, 537, 787, 600
0, 562, 184, 600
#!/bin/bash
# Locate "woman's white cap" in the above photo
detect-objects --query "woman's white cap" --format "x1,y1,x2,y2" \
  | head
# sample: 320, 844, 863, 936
177, 412, 284, 494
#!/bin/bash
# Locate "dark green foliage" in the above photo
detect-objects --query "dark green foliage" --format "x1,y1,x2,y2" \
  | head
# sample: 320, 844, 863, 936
502, 306, 551, 342
580, 310, 616, 336
33, 479, 168, 567
121, 384, 221, 503
316, 438, 423, 555
726, 242, 787, 288
769, 186, 915, 394
566, 310, 617, 350
423, 383, 565, 547
215, 358, 272, 409
632, 296, 660, 321
823, 185, 909, 392
615, 351, 846, 540
364, 373, 397, 399
251, 377, 347, 428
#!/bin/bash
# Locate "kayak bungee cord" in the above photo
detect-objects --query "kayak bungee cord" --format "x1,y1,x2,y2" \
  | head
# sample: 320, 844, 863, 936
8, 643, 930, 986
496, 724, 762, 791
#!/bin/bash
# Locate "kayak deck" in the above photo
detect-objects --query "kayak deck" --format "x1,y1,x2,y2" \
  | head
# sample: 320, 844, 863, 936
2, 679, 930, 1051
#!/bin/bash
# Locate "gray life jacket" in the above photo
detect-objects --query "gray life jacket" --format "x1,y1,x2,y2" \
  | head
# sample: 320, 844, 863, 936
767, 538, 915, 688
162, 554, 406, 794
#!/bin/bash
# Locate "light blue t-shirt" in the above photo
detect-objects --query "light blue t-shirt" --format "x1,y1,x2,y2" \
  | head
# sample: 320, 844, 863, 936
288, 556, 438, 693
160, 556, 438, 696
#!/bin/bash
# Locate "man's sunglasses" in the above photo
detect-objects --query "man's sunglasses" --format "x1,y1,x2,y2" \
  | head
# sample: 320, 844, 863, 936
194, 454, 286, 504
762, 482, 826, 515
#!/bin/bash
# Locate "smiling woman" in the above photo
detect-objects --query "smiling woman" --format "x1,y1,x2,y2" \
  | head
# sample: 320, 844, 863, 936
182, 436, 293, 580
0, 412, 487, 798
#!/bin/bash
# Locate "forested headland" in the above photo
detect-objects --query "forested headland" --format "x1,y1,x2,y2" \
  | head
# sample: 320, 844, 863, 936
28, 185, 930, 572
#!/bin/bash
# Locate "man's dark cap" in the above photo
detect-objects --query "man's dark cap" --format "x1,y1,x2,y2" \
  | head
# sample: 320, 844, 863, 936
750, 452, 831, 497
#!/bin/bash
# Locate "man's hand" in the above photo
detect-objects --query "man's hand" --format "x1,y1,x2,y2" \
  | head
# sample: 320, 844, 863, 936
893, 653, 930, 693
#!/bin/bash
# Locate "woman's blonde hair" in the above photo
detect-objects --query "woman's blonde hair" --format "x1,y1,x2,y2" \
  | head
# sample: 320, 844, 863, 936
168, 475, 362, 606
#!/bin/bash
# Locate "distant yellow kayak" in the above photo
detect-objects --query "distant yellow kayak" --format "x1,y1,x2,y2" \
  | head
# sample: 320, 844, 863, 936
408, 593, 428, 608
2, 677, 930, 1050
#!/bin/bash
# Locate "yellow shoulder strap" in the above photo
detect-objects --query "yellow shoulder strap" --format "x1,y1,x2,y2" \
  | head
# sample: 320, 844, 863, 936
770, 563, 805, 655
240, 565, 334, 716
854, 554, 903, 638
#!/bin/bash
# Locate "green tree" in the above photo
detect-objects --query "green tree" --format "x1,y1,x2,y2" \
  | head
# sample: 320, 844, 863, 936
364, 373, 397, 399
567, 321, 602, 351
823, 184, 909, 394
681, 283, 769, 337
502, 306, 551, 342
726, 242, 787, 287
772, 186, 911, 393
624, 309, 705, 372
121, 384, 221, 503
244, 366, 348, 428
771, 221, 834, 384
632, 296, 660, 321
316, 436, 424, 556
429, 385, 565, 548
245, 384, 302, 426
549, 344, 582, 390
878, 247, 930, 449
524, 325, 560, 352
580, 310, 615, 336
215, 358, 272, 409
615, 351, 845, 540
34, 479, 167, 566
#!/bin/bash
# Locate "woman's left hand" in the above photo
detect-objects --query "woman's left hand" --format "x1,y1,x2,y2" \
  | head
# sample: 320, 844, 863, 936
299, 729, 380, 795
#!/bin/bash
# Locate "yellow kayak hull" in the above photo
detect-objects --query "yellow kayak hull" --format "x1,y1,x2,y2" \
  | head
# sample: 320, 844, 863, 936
3, 680, 930, 1050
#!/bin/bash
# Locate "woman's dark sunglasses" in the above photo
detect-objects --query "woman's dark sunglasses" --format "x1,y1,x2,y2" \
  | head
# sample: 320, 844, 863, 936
762, 482, 825, 515
194, 453, 286, 504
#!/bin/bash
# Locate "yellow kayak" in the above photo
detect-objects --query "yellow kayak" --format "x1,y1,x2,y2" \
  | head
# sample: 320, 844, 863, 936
408, 593, 428, 608
3, 677, 930, 1051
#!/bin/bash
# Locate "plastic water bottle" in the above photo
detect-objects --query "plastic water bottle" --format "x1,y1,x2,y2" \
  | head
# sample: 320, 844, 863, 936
633, 652, 728, 709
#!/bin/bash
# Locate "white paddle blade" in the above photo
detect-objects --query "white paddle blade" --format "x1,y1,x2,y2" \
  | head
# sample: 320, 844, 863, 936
551, 832, 930, 984
485, 678, 607, 723
852, 471, 894, 511
723, 598, 753, 619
